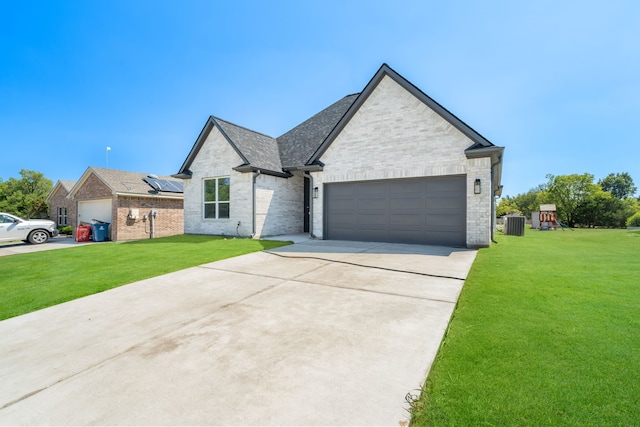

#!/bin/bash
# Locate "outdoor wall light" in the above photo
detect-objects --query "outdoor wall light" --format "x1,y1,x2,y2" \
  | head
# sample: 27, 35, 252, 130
474, 179, 481, 194
313, 187, 319, 199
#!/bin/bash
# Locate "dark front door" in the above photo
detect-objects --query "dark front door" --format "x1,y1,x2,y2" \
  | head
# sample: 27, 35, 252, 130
303, 176, 310, 233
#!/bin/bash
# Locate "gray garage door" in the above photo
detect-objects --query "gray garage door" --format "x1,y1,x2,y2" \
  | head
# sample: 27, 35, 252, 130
325, 175, 466, 246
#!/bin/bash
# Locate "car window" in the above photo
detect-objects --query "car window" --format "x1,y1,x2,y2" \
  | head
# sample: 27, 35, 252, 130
0, 215, 14, 223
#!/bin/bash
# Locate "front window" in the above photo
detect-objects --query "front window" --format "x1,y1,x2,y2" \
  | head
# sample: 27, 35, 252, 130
57, 207, 68, 226
204, 177, 230, 219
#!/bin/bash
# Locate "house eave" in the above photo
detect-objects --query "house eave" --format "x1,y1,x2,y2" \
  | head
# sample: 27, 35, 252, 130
171, 171, 192, 179
465, 145, 504, 161
283, 163, 324, 172
232, 164, 293, 178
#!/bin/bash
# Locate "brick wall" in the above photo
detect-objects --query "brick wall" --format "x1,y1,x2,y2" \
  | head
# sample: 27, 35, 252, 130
255, 172, 303, 237
311, 74, 495, 247
70, 172, 184, 242
48, 185, 75, 227
183, 126, 254, 237
70, 174, 113, 233
466, 157, 492, 248
114, 196, 184, 241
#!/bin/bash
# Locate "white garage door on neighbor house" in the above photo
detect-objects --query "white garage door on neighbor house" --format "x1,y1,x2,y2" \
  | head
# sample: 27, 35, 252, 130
77, 199, 112, 225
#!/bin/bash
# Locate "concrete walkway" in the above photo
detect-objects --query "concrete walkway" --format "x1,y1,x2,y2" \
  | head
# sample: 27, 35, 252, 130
0, 240, 477, 426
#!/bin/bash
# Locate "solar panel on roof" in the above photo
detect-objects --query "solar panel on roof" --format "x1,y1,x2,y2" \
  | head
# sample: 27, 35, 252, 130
143, 177, 184, 193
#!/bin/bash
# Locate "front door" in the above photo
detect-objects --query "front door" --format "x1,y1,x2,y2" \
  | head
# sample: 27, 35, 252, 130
303, 177, 310, 233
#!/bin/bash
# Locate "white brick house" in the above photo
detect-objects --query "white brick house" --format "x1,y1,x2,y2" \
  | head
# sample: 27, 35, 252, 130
175, 64, 504, 248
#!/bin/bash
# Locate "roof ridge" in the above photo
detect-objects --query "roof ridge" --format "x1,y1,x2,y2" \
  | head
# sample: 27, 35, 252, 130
212, 116, 276, 140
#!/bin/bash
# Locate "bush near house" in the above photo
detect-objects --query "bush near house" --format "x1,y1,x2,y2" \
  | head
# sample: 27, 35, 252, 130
58, 225, 73, 235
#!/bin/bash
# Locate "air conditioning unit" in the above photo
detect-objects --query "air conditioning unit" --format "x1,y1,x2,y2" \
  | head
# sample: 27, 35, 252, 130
504, 216, 525, 236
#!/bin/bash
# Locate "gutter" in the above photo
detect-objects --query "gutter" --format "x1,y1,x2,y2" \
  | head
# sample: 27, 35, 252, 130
490, 156, 502, 244
251, 170, 261, 237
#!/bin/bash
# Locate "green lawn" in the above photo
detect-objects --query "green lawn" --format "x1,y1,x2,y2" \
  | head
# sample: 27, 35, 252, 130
0, 235, 290, 321
411, 228, 640, 426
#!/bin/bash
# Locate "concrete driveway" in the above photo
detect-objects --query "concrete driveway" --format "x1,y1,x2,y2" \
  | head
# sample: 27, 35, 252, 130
0, 236, 94, 257
0, 239, 476, 426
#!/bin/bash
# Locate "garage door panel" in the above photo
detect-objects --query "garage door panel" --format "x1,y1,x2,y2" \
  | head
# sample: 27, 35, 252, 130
325, 176, 466, 246
357, 198, 388, 210
389, 214, 423, 226
78, 199, 112, 225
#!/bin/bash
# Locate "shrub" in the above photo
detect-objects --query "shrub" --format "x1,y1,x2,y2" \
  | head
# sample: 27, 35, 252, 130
58, 225, 73, 235
626, 212, 640, 227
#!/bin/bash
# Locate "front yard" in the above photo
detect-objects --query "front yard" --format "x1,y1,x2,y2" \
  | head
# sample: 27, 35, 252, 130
411, 228, 640, 426
0, 235, 290, 321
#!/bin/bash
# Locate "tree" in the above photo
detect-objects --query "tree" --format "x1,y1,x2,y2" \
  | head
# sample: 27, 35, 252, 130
576, 187, 623, 227
545, 173, 598, 227
0, 169, 53, 218
497, 185, 549, 219
496, 196, 521, 217
599, 172, 637, 199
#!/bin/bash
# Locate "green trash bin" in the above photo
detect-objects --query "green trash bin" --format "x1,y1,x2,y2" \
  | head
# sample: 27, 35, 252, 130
91, 222, 110, 242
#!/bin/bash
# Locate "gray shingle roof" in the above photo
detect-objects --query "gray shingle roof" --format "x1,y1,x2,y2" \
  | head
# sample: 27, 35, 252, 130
212, 117, 283, 173
177, 63, 500, 178
276, 94, 359, 167
59, 180, 76, 192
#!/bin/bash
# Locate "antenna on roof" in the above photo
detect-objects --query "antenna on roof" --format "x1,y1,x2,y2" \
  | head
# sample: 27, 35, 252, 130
106, 147, 111, 168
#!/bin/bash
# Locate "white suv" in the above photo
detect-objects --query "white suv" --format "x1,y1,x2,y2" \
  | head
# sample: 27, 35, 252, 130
0, 213, 59, 244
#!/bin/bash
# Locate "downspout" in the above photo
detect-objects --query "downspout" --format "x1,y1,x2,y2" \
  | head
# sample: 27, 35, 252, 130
490, 159, 500, 244
251, 170, 260, 238
303, 172, 316, 238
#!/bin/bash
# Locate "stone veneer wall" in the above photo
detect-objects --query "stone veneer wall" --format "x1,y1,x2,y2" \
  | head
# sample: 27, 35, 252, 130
311, 74, 495, 247
255, 172, 304, 238
182, 126, 254, 237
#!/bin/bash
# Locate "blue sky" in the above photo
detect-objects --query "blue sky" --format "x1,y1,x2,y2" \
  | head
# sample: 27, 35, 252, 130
1, 0, 639, 197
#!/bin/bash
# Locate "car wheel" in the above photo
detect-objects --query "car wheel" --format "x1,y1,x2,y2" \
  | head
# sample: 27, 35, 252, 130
28, 230, 50, 244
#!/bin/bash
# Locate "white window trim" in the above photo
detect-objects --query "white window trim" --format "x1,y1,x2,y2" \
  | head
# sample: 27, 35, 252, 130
57, 207, 68, 226
203, 176, 230, 220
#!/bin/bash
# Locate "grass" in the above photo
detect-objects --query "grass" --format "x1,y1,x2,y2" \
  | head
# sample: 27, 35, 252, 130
411, 228, 640, 426
0, 234, 290, 321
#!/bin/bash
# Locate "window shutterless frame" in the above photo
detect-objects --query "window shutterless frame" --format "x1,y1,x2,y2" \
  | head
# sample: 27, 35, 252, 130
203, 177, 230, 219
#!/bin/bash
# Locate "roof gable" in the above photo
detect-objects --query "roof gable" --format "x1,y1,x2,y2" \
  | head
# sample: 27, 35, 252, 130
177, 116, 285, 177
307, 63, 497, 165
69, 167, 183, 199
46, 180, 76, 203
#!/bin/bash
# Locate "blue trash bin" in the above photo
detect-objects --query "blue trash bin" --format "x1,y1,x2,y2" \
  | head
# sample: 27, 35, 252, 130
91, 222, 110, 242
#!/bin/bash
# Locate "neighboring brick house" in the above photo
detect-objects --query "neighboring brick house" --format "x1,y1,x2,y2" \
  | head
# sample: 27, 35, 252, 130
46, 180, 76, 227
66, 167, 184, 241
175, 64, 504, 248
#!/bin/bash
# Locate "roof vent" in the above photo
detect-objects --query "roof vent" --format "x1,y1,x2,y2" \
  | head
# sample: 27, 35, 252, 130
148, 174, 159, 179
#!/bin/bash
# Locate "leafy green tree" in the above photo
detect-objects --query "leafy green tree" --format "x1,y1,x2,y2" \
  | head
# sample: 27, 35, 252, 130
499, 185, 551, 219
496, 196, 521, 217
627, 212, 640, 227
599, 172, 637, 199
545, 173, 598, 227
576, 187, 624, 227
0, 170, 53, 218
